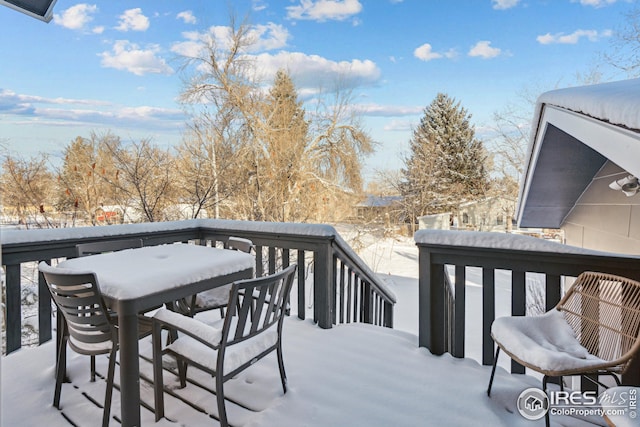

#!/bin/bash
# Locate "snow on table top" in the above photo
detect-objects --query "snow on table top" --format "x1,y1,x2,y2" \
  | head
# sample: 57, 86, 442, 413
55, 244, 254, 300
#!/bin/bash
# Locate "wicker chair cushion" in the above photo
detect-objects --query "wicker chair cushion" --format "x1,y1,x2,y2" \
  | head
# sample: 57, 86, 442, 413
492, 309, 608, 374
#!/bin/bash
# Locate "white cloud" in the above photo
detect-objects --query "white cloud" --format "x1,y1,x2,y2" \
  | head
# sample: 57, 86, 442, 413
99, 40, 173, 76
0, 89, 185, 131
53, 4, 97, 31
115, 8, 150, 32
252, 0, 268, 11
492, 0, 520, 10
352, 103, 422, 117
571, 0, 618, 7
177, 11, 196, 25
253, 51, 381, 93
468, 41, 501, 59
414, 44, 442, 61
536, 29, 612, 44
171, 23, 290, 58
286, 0, 363, 22
248, 23, 290, 51
413, 44, 457, 62
383, 119, 413, 132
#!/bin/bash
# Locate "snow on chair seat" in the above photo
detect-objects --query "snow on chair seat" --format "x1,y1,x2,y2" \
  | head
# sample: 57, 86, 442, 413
491, 310, 609, 376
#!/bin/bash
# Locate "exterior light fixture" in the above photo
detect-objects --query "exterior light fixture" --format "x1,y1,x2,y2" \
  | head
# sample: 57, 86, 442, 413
609, 175, 639, 197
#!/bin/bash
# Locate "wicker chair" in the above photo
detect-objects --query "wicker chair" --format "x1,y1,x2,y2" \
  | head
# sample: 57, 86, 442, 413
152, 264, 296, 427
487, 271, 640, 424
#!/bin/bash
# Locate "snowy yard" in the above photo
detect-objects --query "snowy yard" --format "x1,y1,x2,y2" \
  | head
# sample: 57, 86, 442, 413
0, 227, 614, 426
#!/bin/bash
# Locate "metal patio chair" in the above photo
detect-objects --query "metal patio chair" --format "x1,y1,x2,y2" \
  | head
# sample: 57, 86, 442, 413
176, 237, 255, 318
152, 264, 296, 427
76, 238, 143, 257
76, 237, 144, 381
487, 271, 640, 426
39, 262, 150, 427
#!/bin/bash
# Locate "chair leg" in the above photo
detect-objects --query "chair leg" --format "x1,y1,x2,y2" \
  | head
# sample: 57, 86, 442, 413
487, 347, 500, 397
91, 355, 96, 382
216, 373, 228, 427
177, 357, 187, 388
277, 341, 288, 394
54, 336, 68, 409
102, 347, 117, 427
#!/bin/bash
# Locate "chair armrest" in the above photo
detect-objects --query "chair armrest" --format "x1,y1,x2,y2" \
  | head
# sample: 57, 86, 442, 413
153, 308, 222, 348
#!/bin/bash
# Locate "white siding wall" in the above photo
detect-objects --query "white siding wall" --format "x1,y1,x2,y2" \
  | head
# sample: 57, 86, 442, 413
563, 161, 640, 254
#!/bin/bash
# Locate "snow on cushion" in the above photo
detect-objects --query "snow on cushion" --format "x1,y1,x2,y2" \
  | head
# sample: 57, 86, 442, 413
154, 308, 223, 346
491, 309, 607, 373
195, 284, 232, 308
165, 319, 278, 375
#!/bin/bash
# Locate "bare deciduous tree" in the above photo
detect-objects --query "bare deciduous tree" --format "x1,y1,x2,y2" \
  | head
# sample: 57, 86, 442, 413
1, 153, 54, 227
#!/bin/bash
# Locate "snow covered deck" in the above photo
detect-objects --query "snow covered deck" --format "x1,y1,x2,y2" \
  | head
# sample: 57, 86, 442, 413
2, 317, 606, 427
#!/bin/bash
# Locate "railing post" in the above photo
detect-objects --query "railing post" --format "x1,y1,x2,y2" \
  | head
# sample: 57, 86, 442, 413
314, 240, 334, 329
419, 248, 446, 355
5, 263, 21, 354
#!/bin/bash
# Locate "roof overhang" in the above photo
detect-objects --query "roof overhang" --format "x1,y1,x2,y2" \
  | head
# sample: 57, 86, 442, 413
0, 0, 57, 22
517, 79, 640, 229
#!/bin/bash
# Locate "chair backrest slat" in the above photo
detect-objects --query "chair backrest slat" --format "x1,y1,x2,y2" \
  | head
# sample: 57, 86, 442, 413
76, 238, 143, 257
558, 271, 640, 372
39, 262, 116, 352
224, 265, 296, 347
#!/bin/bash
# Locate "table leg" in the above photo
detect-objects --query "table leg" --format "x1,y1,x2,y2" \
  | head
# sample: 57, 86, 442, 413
119, 312, 141, 426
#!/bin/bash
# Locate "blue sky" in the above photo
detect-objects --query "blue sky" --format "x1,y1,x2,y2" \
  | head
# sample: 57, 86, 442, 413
0, 0, 635, 178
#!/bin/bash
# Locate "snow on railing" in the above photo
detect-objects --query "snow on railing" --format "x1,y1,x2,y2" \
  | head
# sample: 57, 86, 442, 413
1, 219, 395, 354
415, 229, 640, 385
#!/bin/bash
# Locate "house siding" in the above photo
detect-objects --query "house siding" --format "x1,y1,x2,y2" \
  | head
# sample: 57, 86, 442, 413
563, 160, 640, 255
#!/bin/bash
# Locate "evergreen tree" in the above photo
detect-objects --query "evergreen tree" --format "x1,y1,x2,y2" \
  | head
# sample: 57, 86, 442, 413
401, 93, 488, 220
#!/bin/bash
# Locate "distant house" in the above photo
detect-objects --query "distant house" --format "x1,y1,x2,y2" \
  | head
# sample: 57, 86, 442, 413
417, 196, 517, 232
418, 212, 451, 230
354, 195, 402, 223
517, 78, 640, 254
454, 197, 516, 232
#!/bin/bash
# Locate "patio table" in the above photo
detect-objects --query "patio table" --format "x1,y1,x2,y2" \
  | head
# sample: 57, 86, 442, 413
56, 243, 255, 426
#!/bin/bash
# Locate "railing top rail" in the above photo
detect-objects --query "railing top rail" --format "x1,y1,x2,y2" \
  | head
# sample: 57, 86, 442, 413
415, 229, 640, 260
332, 233, 397, 304
1, 219, 339, 247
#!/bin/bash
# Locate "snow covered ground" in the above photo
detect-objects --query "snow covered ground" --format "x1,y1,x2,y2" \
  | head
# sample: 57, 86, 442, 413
0, 226, 616, 426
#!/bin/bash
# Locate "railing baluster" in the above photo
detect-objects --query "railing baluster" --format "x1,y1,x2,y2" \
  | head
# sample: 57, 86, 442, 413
297, 250, 305, 321
482, 268, 495, 366
339, 262, 345, 324
511, 270, 526, 374
347, 268, 353, 323
545, 274, 561, 311
38, 268, 52, 345
453, 265, 466, 358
